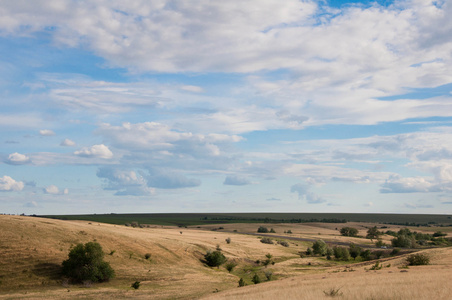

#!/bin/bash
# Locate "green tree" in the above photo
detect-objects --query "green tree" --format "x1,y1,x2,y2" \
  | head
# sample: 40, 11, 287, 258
349, 244, 361, 260
204, 250, 227, 267
366, 226, 381, 240
62, 242, 115, 283
252, 273, 261, 284
312, 240, 327, 256
340, 227, 359, 237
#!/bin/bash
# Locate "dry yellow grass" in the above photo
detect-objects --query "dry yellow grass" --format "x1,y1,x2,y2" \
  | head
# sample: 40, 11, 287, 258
203, 248, 452, 300
0, 215, 450, 299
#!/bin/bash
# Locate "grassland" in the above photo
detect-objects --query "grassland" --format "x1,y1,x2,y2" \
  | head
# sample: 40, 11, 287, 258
1, 215, 451, 299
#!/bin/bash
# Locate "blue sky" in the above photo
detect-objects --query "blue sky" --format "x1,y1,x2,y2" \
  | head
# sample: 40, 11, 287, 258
1, 0, 452, 215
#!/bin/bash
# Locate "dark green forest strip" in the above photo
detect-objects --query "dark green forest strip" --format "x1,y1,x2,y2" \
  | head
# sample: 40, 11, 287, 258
37, 213, 452, 227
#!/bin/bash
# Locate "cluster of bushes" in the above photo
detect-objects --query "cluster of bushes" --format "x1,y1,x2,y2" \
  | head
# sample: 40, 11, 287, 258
257, 226, 276, 233
304, 240, 402, 262
340, 227, 359, 237
386, 228, 450, 248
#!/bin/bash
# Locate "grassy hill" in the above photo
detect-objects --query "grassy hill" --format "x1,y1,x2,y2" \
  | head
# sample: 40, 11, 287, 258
1, 215, 452, 299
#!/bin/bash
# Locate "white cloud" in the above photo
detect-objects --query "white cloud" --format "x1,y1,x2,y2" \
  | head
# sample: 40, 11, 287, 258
74, 144, 113, 159
181, 85, 204, 93
39, 129, 55, 136
290, 182, 326, 204
60, 139, 76, 146
44, 185, 60, 195
0, 175, 24, 191
5, 152, 31, 165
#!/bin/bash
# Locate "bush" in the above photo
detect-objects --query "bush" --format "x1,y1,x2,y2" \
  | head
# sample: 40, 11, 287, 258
225, 262, 237, 272
270, 228, 276, 233
225, 237, 231, 244
340, 227, 358, 237
252, 273, 261, 284
277, 240, 289, 247
238, 278, 246, 287
265, 271, 273, 281
62, 242, 115, 283
131, 281, 140, 289
144, 253, 151, 260
204, 250, 227, 267
407, 253, 430, 266
392, 235, 416, 248
260, 237, 274, 244
257, 226, 269, 233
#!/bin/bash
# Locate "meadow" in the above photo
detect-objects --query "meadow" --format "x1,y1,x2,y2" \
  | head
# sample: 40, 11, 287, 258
0, 214, 451, 299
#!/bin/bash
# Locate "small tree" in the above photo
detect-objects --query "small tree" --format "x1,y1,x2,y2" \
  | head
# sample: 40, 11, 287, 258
349, 244, 361, 260
204, 250, 226, 267
312, 240, 327, 256
62, 242, 115, 283
257, 226, 269, 233
340, 227, 359, 237
366, 226, 381, 240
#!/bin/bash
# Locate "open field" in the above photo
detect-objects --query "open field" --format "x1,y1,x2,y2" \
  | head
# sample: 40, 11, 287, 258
39, 213, 452, 227
0, 215, 451, 299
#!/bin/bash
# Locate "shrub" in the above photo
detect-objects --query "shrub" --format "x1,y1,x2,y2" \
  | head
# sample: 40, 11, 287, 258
252, 274, 261, 284
238, 278, 246, 287
433, 231, 447, 237
62, 242, 115, 283
306, 247, 313, 255
257, 226, 269, 233
392, 235, 416, 248
131, 281, 140, 289
286, 230, 293, 234
265, 271, 273, 281
270, 228, 276, 233
144, 253, 151, 260
333, 246, 350, 261
407, 253, 430, 266
370, 261, 382, 270
340, 227, 358, 237
277, 240, 289, 247
260, 237, 274, 244
225, 237, 231, 244
204, 250, 227, 267
225, 262, 237, 273
323, 287, 343, 297
390, 248, 401, 256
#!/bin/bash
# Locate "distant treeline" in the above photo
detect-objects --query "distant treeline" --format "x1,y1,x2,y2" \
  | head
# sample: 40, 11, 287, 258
204, 216, 347, 223
35, 212, 452, 227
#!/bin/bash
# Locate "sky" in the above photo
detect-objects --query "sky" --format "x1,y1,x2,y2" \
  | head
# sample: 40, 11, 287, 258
1, 0, 452, 215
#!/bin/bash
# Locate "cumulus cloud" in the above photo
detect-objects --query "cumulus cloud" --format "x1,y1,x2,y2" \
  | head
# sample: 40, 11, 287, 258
380, 175, 440, 193
0, 175, 24, 191
74, 144, 113, 159
43, 185, 59, 194
290, 182, 326, 204
5, 152, 31, 165
60, 139, 75, 146
39, 129, 55, 136
43, 185, 69, 195
223, 175, 251, 186
97, 167, 154, 196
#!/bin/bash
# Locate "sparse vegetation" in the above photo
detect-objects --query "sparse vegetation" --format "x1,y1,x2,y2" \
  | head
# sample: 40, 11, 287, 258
62, 241, 115, 283
324, 287, 343, 297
